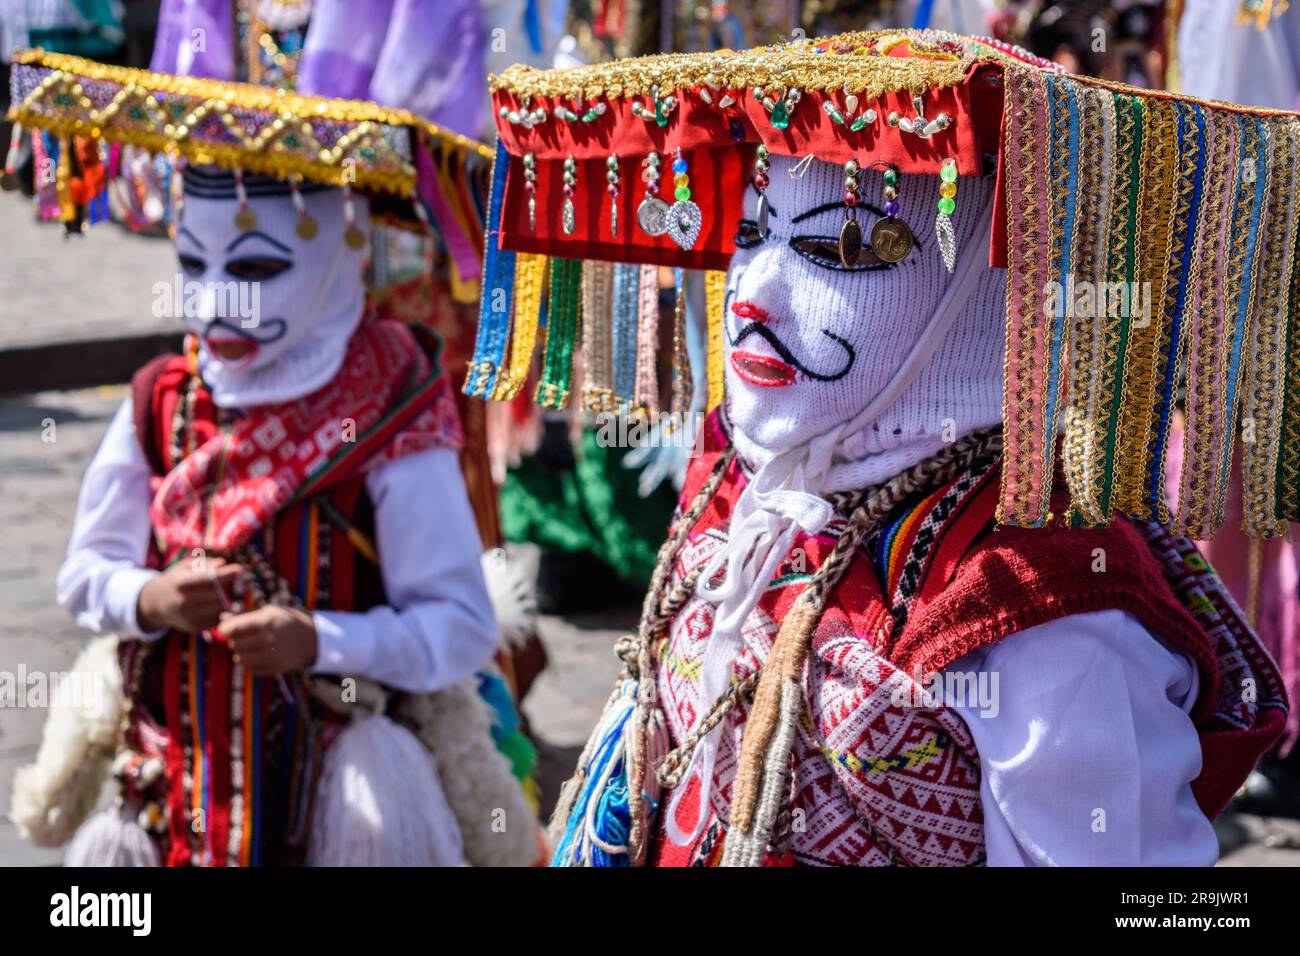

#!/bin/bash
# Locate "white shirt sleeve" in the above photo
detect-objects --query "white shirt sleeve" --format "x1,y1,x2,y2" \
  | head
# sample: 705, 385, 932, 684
311, 445, 500, 694
942, 608, 1218, 867
56, 396, 163, 639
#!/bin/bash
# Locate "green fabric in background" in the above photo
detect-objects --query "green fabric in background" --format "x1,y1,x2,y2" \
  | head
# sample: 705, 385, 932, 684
29, 0, 125, 58
500, 429, 677, 586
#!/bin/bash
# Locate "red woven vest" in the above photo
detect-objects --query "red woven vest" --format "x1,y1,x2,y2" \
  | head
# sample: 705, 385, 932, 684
648, 417, 1286, 866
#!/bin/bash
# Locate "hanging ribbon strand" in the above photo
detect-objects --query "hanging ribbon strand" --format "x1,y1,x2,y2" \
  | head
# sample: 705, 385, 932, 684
536, 257, 583, 409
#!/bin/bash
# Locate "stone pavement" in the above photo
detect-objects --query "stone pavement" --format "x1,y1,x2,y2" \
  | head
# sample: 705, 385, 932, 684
0, 200, 176, 350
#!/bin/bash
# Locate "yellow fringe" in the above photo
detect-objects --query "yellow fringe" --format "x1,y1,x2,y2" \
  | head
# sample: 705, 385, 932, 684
705, 269, 727, 413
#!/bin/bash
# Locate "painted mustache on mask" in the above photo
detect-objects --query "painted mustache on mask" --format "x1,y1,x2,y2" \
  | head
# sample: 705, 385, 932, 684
728, 302, 855, 382
202, 316, 288, 344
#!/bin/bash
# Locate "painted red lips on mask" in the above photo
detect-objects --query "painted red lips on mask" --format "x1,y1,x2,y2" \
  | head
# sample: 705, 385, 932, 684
727, 300, 855, 387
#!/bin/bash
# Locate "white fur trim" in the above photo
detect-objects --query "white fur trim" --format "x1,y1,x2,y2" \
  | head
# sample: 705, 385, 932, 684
401, 680, 542, 866
9, 636, 122, 847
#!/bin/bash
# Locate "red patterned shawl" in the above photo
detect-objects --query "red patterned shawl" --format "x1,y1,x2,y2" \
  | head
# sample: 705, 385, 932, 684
150, 319, 462, 553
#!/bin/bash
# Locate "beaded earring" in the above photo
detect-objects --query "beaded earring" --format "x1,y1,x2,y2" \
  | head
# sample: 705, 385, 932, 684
637, 151, 669, 236
289, 176, 317, 239
840, 158, 862, 267
667, 148, 701, 251
562, 156, 577, 235
870, 163, 913, 264
523, 152, 537, 231
343, 183, 365, 250
936, 158, 958, 272
607, 155, 620, 236
170, 160, 186, 237
753, 144, 771, 238
233, 168, 256, 232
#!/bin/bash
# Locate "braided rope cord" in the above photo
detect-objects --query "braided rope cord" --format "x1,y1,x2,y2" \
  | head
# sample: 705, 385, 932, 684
546, 446, 735, 856
626, 446, 735, 859
733, 428, 1003, 864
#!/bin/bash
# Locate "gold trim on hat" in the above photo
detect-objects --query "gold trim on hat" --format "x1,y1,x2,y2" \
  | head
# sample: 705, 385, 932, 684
7, 49, 491, 194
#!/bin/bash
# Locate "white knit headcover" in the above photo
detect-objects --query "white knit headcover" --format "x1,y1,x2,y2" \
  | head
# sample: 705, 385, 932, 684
665, 155, 1006, 845
176, 185, 370, 408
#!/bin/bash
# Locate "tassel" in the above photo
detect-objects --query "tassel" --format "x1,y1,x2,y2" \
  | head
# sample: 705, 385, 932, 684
580, 259, 617, 412
2, 122, 22, 189
670, 268, 693, 416
550, 680, 667, 867
633, 263, 660, 415
720, 676, 801, 867
33, 133, 59, 221
610, 263, 641, 407
64, 808, 161, 867
307, 714, 467, 866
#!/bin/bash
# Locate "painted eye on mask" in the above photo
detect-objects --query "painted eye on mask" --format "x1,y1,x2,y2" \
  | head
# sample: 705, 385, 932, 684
178, 253, 206, 278
224, 256, 293, 281
789, 235, 891, 272
734, 219, 764, 249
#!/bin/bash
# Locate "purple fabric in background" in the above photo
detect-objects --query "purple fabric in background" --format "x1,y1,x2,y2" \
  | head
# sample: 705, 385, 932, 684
416, 143, 481, 282
299, 0, 487, 136
150, 0, 237, 79
150, 0, 488, 137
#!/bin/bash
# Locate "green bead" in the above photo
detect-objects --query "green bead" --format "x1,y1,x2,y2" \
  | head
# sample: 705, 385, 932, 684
675, 186, 691, 201
770, 100, 790, 130
828, 108, 845, 125
938, 196, 956, 215
883, 168, 898, 186
654, 100, 668, 127
850, 114, 870, 131
940, 162, 958, 183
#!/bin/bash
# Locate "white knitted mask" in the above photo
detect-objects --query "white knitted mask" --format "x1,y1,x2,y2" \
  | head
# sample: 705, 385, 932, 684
723, 153, 1006, 490
172, 171, 369, 408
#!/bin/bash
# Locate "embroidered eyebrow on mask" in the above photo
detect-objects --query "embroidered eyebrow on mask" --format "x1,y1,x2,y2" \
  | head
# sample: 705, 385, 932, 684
791, 200, 885, 224
225, 230, 293, 254
177, 227, 206, 250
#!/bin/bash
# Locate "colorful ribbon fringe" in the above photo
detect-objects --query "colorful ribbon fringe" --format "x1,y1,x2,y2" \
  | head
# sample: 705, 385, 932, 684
581, 260, 617, 412
466, 140, 516, 398
1000, 63, 1300, 539
494, 253, 547, 401
705, 270, 728, 412
536, 257, 582, 409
